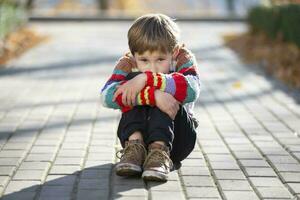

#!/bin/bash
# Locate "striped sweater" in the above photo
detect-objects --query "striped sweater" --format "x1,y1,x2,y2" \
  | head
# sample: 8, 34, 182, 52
100, 46, 201, 116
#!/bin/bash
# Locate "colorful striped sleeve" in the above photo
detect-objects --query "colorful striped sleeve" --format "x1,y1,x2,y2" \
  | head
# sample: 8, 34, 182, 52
100, 56, 157, 112
144, 47, 201, 104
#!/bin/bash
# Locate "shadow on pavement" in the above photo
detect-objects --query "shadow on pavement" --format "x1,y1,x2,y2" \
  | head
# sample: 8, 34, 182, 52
0, 163, 162, 200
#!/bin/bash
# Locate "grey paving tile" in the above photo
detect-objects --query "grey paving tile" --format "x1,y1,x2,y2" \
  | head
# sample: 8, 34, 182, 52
213, 170, 246, 180
280, 172, 300, 183
13, 170, 47, 181
76, 189, 109, 200
256, 187, 292, 198
244, 167, 277, 177
249, 177, 284, 187
185, 186, 220, 198
218, 180, 252, 191
182, 176, 215, 187
223, 191, 259, 200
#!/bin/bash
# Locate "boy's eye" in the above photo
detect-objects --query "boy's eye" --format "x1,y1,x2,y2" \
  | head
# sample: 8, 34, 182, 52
140, 59, 147, 62
158, 58, 165, 61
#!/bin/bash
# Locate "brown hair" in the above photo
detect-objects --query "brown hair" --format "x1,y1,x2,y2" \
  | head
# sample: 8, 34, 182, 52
128, 13, 180, 55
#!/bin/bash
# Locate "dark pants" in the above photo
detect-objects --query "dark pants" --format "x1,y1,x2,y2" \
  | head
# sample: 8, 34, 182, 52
117, 72, 198, 163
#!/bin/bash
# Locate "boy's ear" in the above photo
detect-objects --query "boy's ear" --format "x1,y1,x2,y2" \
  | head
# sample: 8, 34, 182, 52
172, 45, 180, 59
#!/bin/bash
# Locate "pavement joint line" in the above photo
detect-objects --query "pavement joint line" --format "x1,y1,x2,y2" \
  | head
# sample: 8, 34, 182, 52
32, 89, 84, 200
177, 168, 189, 200
212, 81, 297, 199
71, 103, 99, 200
0, 83, 58, 198
195, 131, 225, 199
0, 87, 36, 152
230, 100, 300, 198
201, 95, 263, 199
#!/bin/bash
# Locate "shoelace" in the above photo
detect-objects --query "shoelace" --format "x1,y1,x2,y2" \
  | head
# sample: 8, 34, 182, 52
116, 143, 147, 163
143, 149, 173, 170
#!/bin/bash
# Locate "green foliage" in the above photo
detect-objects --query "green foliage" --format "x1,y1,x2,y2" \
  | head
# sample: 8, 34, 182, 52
248, 4, 300, 47
0, 0, 27, 40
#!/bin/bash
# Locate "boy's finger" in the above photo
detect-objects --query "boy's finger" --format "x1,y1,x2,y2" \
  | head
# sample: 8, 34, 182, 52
131, 93, 136, 106
122, 91, 127, 105
113, 89, 121, 101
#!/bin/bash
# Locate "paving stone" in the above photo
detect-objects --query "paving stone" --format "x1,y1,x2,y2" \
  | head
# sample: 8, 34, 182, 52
214, 170, 246, 180
78, 178, 109, 190
234, 151, 263, 159
245, 167, 277, 177
25, 153, 56, 162
223, 191, 259, 200
210, 161, 240, 170
249, 177, 284, 187
4, 180, 40, 194
280, 172, 300, 183
39, 185, 73, 199
0, 166, 16, 176
57, 150, 86, 157
202, 146, 231, 154
0, 158, 22, 166
1, 191, 36, 200
76, 189, 109, 200
148, 180, 182, 191
84, 160, 113, 170
0, 176, 10, 187
273, 164, 300, 172
49, 165, 80, 175
54, 157, 84, 165
181, 158, 206, 166
218, 180, 252, 191
206, 154, 236, 162
44, 175, 77, 186
239, 159, 269, 167
185, 187, 220, 198
256, 187, 292, 198
0, 150, 27, 158
182, 176, 215, 187
87, 152, 114, 161
30, 146, 59, 154
180, 166, 210, 176
80, 169, 111, 179
13, 170, 47, 181
2, 142, 32, 150
267, 155, 298, 164
19, 162, 51, 170
112, 185, 147, 197
151, 191, 185, 200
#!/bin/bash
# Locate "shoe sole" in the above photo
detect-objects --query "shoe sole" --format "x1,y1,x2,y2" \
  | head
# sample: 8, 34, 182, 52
115, 163, 142, 177
142, 170, 168, 182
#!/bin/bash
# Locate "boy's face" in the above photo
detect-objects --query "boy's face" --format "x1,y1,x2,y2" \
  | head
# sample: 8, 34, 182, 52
134, 50, 174, 73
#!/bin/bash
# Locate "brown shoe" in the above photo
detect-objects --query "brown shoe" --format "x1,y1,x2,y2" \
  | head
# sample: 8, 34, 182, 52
142, 143, 173, 182
115, 139, 147, 177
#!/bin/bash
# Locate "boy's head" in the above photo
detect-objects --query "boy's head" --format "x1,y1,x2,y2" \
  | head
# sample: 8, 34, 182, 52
128, 13, 181, 73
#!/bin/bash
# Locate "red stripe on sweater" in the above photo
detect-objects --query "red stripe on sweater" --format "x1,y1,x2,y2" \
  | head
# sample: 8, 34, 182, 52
156, 73, 162, 89
172, 73, 187, 103
115, 94, 131, 112
145, 71, 154, 86
178, 66, 196, 75
109, 74, 126, 81
148, 86, 156, 106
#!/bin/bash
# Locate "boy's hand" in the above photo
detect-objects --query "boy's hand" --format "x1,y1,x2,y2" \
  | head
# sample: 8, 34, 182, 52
155, 90, 180, 120
113, 73, 147, 107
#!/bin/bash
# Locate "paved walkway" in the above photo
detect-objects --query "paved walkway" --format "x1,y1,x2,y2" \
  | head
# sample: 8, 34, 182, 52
0, 22, 300, 200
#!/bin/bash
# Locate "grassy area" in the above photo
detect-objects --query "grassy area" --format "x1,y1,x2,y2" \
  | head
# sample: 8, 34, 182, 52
224, 4, 300, 89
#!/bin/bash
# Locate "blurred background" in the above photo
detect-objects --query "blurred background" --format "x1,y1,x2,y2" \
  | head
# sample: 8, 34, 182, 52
0, 0, 300, 88
27, 0, 261, 18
